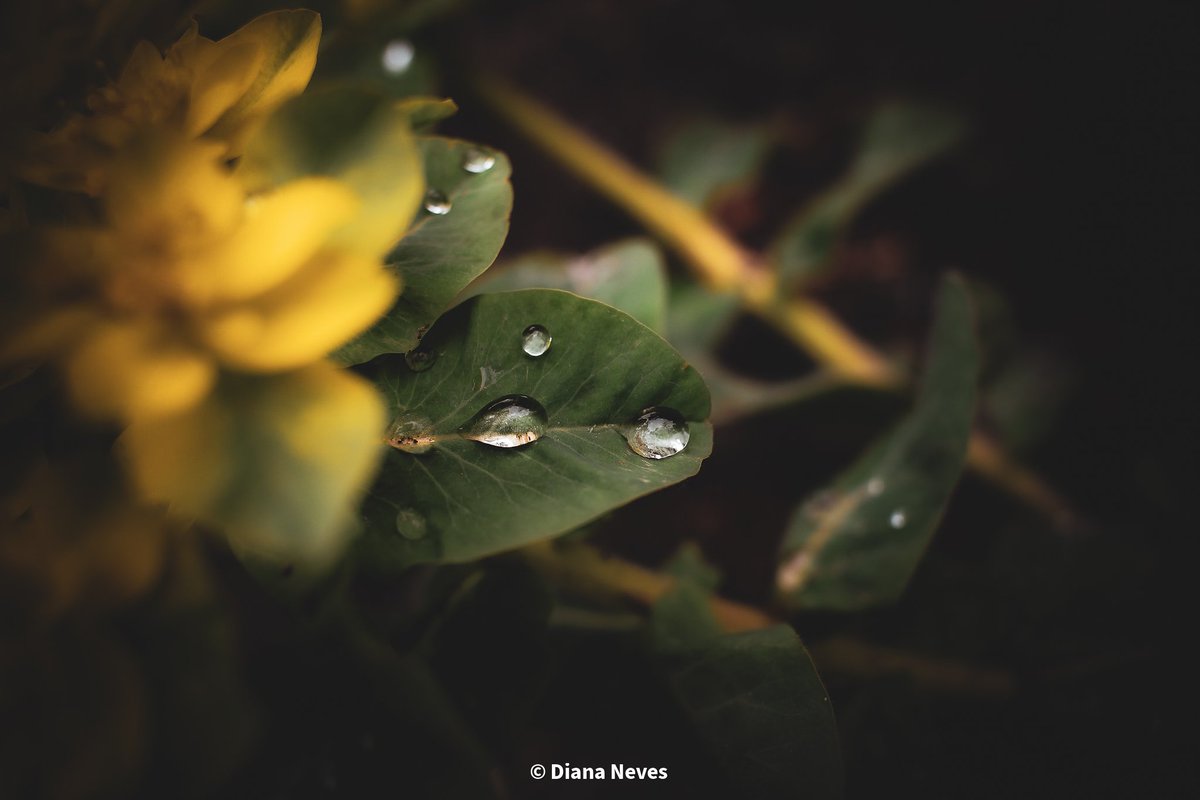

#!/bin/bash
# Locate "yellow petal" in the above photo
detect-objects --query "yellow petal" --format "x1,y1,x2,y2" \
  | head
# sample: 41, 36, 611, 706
177, 177, 360, 303
120, 363, 386, 565
185, 40, 265, 137
202, 251, 398, 371
64, 318, 216, 422
205, 10, 322, 152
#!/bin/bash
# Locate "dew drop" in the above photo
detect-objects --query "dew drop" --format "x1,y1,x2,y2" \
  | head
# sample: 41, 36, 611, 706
394, 507, 428, 539
521, 324, 552, 357
381, 39, 415, 75
889, 509, 907, 529
866, 477, 886, 497
461, 394, 547, 448
405, 348, 436, 372
623, 407, 690, 459
461, 146, 496, 174
386, 413, 435, 454
423, 189, 451, 215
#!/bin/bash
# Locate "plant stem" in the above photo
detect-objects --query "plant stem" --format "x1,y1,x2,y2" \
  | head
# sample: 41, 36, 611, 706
479, 79, 1078, 530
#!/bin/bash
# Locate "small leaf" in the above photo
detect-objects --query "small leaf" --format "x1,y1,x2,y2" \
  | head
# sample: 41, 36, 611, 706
650, 583, 843, 799
772, 102, 965, 286
655, 118, 774, 209
776, 274, 978, 610
238, 86, 424, 258
395, 96, 458, 130
359, 289, 711, 567
466, 238, 668, 332
335, 136, 514, 365
119, 363, 387, 567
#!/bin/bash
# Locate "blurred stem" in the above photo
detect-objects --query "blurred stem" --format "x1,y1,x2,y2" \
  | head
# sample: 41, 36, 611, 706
480, 79, 1078, 530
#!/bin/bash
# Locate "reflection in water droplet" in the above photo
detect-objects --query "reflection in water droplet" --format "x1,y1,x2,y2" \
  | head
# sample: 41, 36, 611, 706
521, 324, 552, 357
889, 510, 907, 529
623, 407, 689, 459
461, 147, 496, 174
423, 189, 451, 215
461, 394, 547, 448
404, 348, 436, 372
387, 413, 435, 454
381, 40, 415, 75
866, 477, 885, 496
394, 508, 427, 539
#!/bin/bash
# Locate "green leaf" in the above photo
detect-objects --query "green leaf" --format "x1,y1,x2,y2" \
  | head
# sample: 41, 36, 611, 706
335, 136, 513, 365
776, 275, 979, 610
358, 289, 712, 567
650, 583, 844, 799
771, 102, 965, 286
237, 85, 424, 258
465, 238, 668, 332
655, 118, 774, 209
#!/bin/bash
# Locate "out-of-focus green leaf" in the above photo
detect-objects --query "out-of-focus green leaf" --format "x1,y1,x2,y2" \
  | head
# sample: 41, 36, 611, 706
237, 85, 424, 258
649, 582, 843, 799
667, 281, 842, 424
771, 102, 965, 286
336, 136, 513, 365
465, 238, 668, 332
655, 118, 774, 209
359, 289, 711, 567
395, 96, 458, 130
776, 275, 978, 610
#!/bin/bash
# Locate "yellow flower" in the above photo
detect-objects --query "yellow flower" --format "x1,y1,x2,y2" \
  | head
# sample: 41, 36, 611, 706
20, 10, 321, 194
7, 133, 399, 423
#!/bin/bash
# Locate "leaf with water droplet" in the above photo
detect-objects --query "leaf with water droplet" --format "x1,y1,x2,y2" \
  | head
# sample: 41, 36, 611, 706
770, 101, 965, 288
357, 289, 711, 568
775, 274, 978, 611
520, 325, 551, 357
335, 137, 513, 365
465, 239, 668, 333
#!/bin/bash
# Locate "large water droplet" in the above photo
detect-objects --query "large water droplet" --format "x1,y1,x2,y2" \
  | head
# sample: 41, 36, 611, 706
424, 189, 451, 215
386, 413, 435, 454
521, 324, 552, 357
381, 40, 415, 75
394, 508, 427, 540
461, 147, 496, 174
461, 394, 547, 448
889, 509, 907, 529
623, 407, 690, 459
405, 348, 436, 372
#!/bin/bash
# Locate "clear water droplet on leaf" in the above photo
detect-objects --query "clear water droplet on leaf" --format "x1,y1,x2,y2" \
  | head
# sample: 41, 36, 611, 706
404, 348, 436, 372
394, 508, 427, 540
889, 509, 907, 529
461, 394, 547, 448
461, 147, 496, 174
423, 189, 451, 215
521, 324, 552, 357
381, 40, 414, 75
623, 407, 690, 459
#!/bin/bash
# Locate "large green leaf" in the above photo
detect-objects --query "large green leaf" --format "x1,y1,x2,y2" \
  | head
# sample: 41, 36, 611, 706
335, 136, 513, 365
771, 102, 965, 287
358, 289, 712, 567
775, 275, 978, 610
237, 86, 424, 258
464, 238, 668, 332
650, 582, 843, 799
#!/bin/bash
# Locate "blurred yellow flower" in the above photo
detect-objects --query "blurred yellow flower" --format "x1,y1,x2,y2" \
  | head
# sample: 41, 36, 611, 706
21, 10, 321, 195
7, 134, 398, 423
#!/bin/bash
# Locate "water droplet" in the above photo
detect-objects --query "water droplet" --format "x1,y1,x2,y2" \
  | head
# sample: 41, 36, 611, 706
461, 394, 547, 448
623, 407, 689, 459
866, 477, 885, 496
381, 39, 415, 74
387, 413, 435, 454
521, 324, 552, 357
461, 147, 496, 174
405, 348, 436, 372
424, 189, 451, 215
889, 509, 907, 529
394, 508, 427, 539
